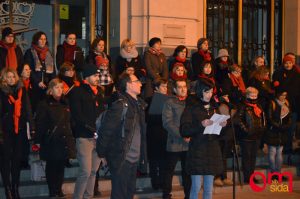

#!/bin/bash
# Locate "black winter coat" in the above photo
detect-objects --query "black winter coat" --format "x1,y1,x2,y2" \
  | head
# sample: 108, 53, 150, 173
180, 96, 223, 175
0, 45, 23, 71
36, 97, 76, 160
264, 100, 292, 146
237, 101, 266, 141
0, 81, 35, 138
96, 92, 148, 173
115, 55, 145, 81
68, 83, 105, 138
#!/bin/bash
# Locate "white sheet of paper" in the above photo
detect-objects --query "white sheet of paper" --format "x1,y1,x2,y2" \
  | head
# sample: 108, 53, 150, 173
203, 113, 230, 135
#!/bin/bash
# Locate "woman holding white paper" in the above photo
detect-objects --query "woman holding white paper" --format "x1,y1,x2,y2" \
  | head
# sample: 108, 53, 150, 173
180, 79, 227, 199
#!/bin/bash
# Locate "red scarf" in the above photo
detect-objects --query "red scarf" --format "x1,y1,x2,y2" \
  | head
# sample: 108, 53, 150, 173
198, 49, 211, 62
175, 56, 186, 63
177, 95, 187, 101
148, 47, 162, 56
62, 80, 80, 95
170, 72, 187, 81
32, 43, 49, 61
245, 102, 262, 118
220, 60, 228, 65
8, 89, 23, 134
229, 73, 246, 94
198, 73, 217, 94
63, 41, 77, 63
0, 40, 17, 70
23, 79, 31, 91
83, 80, 98, 95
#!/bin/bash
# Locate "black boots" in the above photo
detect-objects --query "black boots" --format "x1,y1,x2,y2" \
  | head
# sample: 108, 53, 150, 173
11, 184, 20, 199
4, 186, 13, 199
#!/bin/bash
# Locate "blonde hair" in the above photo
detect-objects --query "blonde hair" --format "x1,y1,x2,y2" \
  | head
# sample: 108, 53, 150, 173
246, 86, 259, 96
0, 68, 20, 86
172, 63, 187, 74
46, 78, 63, 95
121, 38, 135, 49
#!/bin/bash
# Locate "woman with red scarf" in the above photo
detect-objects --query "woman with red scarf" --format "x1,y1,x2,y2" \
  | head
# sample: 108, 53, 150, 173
24, 31, 55, 113
237, 87, 266, 183
0, 27, 24, 71
56, 33, 84, 76
198, 61, 218, 98
169, 45, 194, 81
191, 38, 214, 80
0, 68, 34, 199
221, 64, 246, 106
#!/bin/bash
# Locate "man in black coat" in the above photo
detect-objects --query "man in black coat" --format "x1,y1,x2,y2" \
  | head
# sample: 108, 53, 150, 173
68, 63, 105, 199
96, 73, 147, 199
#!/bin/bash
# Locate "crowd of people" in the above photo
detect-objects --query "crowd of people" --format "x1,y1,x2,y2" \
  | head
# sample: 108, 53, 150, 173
0, 26, 299, 199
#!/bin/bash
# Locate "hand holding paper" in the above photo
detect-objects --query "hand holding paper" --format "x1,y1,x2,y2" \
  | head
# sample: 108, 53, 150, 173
203, 113, 230, 135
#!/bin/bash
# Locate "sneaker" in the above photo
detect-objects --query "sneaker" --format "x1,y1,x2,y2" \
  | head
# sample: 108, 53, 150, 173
214, 178, 224, 186
223, 178, 233, 185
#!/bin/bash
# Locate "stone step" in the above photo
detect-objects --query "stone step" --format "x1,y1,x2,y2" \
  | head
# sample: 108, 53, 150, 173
22, 177, 300, 199
0, 165, 298, 198
1, 152, 297, 184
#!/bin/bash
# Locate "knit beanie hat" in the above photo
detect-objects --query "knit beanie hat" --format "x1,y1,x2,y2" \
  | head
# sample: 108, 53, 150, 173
217, 49, 229, 58
197, 38, 208, 49
149, 37, 161, 47
1, 27, 13, 40
82, 63, 100, 79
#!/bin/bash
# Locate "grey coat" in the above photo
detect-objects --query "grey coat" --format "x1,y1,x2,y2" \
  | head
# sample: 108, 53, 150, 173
162, 96, 189, 152
143, 50, 168, 98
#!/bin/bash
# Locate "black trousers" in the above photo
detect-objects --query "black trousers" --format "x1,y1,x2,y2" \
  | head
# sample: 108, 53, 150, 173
110, 160, 137, 199
0, 132, 22, 187
45, 160, 65, 195
162, 151, 191, 199
216, 137, 233, 180
240, 140, 259, 183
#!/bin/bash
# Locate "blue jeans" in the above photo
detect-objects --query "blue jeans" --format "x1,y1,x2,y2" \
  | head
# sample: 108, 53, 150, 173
190, 175, 214, 199
268, 145, 283, 173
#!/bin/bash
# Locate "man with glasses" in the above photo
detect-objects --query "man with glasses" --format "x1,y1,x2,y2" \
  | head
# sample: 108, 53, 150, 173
96, 73, 147, 199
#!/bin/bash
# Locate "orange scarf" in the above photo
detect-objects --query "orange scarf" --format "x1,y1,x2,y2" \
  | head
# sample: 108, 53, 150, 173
8, 89, 23, 134
245, 102, 262, 118
0, 41, 18, 70
82, 80, 98, 95
229, 73, 246, 94
62, 80, 80, 95
23, 79, 31, 91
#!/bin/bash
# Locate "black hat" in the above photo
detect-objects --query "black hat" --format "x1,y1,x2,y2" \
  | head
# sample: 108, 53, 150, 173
1, 27, 13, 40
82, 63, 100, 79
148, 37, 161, 47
